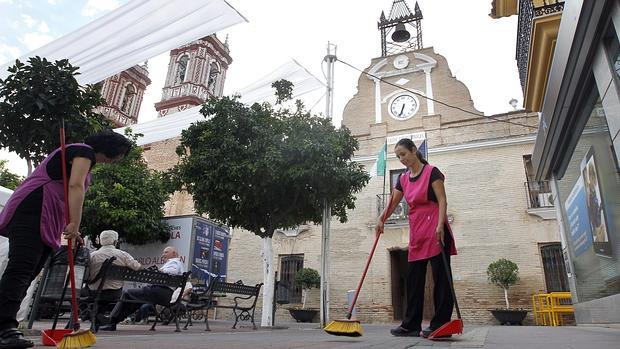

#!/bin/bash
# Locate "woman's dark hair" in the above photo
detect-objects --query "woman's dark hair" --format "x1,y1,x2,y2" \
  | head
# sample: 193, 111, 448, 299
84, 130, 132, 158
394, 138, 428, 165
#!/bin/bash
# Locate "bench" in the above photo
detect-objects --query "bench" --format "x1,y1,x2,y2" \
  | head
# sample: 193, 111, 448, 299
78, 257, 118, 328
89, 265, 191, 332
184, 278, 262, 331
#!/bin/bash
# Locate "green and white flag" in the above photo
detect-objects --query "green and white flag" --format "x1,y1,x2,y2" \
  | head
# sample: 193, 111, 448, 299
369, 142, 387, 177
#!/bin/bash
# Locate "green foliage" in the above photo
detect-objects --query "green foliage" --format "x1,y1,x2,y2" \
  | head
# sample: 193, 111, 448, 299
294, 268, 321, 290
0, 57, 112, 167
271, 79, 293, 105
81, 130, 173, 245
173, 82, 369, 239
487, 258, 520, 290
0, 160, 22, 189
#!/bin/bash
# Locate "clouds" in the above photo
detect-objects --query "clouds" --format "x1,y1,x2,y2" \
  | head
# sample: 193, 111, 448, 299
81, 0, 120, 17
16, 14, 53, 50
0, 42, 21, 65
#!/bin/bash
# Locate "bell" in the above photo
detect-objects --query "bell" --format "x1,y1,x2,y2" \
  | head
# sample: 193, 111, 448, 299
391, 23, 411, 42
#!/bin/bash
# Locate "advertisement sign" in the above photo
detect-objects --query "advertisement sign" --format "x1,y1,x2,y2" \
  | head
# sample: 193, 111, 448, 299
210, 225, 229, 281
564, 176, 593, 257
190, 220, 213, 288
580, 147, 612, 257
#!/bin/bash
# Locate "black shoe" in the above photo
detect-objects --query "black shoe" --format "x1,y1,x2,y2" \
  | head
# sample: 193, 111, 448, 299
0, 328, 34, 348
99, 324, 117, 331
422, 326, 452, 339
390, 326, 421, 337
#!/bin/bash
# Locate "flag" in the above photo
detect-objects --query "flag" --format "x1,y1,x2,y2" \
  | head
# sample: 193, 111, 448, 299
370, 142, 387, 177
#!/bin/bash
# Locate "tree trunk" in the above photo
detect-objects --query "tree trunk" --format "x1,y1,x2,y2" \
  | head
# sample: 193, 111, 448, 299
26, 158, 33, 176
301, 288, 308, 309
504, 288, 510, 309
260, 236, 275, 327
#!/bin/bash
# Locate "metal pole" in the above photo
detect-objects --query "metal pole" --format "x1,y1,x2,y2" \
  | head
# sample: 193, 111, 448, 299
320, 42, 337, 328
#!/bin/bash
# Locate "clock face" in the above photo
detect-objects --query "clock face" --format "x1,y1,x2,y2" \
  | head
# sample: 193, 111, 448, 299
389, 94, 418, 120
393, 55, 409, 69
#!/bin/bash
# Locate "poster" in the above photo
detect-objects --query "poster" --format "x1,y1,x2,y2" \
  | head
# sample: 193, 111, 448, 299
564, 176, 593, 257
210, 225, 229, 282
190, 220, 212, 287
580, 147, 612, 257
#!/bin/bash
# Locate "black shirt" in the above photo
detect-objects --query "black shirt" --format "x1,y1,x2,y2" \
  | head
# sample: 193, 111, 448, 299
394, 165, 444, 203
15, 145, 96, 217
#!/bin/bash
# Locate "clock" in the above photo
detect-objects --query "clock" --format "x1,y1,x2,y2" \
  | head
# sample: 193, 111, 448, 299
389, 94, 418, 120
393, 55, 409, 69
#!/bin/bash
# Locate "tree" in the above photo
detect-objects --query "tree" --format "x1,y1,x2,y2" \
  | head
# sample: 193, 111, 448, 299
0, 57, 112, 174
294, 268, 321, 309
0, 160, 22, 190
81, 130, 173, 246
173, 81, 369, 326
487, 258, 520, 309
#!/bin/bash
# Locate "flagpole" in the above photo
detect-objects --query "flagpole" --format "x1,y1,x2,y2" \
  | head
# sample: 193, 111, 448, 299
320, 42, 337, 328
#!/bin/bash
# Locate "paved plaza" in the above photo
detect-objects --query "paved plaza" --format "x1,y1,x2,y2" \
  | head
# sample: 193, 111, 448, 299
22, 319, 620, 349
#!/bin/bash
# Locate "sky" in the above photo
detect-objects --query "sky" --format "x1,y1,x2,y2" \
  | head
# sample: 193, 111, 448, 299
0, 0, 522, 176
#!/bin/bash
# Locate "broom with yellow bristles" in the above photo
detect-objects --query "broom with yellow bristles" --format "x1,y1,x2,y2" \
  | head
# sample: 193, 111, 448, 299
324, 193, 395, 337
56, 122, 96, 349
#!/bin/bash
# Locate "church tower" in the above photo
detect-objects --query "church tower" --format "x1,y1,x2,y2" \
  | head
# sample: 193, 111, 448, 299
154, 35, 232, 117
378, 0, 423, 57
96, 64, 151, 127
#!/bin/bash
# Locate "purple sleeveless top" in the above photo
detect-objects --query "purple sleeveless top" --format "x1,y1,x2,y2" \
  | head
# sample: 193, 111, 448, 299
0, 144, 93, 249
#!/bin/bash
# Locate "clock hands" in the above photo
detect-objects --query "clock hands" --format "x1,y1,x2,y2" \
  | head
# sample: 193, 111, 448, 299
399, 104, 405, 117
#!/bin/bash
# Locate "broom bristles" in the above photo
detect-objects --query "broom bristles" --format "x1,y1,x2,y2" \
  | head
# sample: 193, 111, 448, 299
323, 319, 364, 337
56, 329, 96, 349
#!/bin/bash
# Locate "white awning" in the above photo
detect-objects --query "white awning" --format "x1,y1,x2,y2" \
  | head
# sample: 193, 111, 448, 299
115, 60, 325, 146
0, 0, 247, 84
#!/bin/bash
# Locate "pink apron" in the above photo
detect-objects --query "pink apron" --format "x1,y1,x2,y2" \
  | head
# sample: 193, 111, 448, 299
400, 165, 457, 262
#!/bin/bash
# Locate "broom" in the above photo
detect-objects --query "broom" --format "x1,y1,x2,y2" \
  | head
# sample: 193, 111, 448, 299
324, 195, 394, 337
56, 122, 96, 349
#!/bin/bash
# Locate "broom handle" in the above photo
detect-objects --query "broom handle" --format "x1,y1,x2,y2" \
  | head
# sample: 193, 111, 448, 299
439, 241, 461, 320
60, 124, 81, 331
345, 195, 394, 319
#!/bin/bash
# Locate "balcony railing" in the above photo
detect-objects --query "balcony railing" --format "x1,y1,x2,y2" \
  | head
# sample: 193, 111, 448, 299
376, 194, 409, 222
516, 1, 565, 92
524, 180, 554, 209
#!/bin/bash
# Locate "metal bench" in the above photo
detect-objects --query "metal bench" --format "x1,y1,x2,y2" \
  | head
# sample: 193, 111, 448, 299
102, 265, 191, 332
184, 278, 262, 331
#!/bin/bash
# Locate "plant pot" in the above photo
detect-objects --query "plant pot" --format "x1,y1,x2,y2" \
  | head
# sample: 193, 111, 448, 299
288, 308, 318, 323
490, 309, 528, 325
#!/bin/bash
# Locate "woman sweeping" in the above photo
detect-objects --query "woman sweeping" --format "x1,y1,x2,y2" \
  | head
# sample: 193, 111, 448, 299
0, 130, 131, 349
376, 138, 457, 338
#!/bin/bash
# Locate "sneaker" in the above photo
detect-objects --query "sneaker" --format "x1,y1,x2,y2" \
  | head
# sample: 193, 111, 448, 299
390, 326, 421, 337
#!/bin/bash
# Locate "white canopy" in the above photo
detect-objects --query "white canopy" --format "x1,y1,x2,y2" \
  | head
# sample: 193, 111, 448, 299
0, 0, 247, 84
115, 60, 325, 146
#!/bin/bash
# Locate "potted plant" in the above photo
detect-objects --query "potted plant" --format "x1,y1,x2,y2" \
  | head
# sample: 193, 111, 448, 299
288, 267, 320, 322
487, 258, 528, 325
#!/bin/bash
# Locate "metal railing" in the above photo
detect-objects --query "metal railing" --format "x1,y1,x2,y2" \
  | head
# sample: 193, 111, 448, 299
524, 180, 554, 209
376, 194, 409, 222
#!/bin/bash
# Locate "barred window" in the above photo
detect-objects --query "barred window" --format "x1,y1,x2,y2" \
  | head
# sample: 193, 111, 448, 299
279, 255, 304, 304
540, 243, 570, 292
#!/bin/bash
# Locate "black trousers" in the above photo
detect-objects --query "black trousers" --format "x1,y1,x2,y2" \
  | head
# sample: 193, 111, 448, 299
0, 216, 52, 330
109, 285, 173, 324
401, 235, 454, 331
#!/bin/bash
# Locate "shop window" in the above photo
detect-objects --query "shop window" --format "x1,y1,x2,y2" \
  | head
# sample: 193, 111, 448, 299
279, 255, 303, 304
540, 243, 570, 292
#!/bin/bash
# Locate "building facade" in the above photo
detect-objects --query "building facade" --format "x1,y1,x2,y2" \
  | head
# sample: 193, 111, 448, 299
491, 0, 620, 325
220, 1, 564, 325
96, 63, 151, 127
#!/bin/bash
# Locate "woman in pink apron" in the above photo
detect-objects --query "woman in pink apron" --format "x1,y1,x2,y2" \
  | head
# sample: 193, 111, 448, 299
0, 130, 131, 349
376, 138, 457, 338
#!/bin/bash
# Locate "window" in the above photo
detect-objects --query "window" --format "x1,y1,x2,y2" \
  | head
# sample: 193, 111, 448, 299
279, 255, 303, 304
523, 155, 553, 208
177, 55, 189, 83
120, 84, 136, 114
540, 243, 569, 292
208, 62, 220, 93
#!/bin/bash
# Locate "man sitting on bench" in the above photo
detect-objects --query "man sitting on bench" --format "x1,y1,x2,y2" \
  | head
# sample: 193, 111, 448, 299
83, 230, 142, 303
100, 246, 184, 331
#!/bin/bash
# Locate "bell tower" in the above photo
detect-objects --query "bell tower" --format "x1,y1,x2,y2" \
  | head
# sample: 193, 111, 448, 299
378, 0, 423, 57
154, 34, 232, 117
